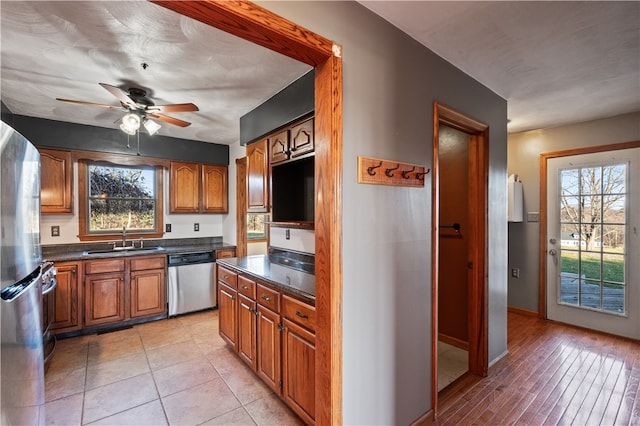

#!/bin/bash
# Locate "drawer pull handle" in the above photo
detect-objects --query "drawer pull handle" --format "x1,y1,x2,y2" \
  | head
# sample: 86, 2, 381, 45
242, 285, 249, 290
295, 311, 309, 319
223, 275, 228, 279
261, 295, 271, 301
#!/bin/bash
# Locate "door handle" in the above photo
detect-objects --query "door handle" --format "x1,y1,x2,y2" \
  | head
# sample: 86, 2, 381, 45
549, 249, 557, 256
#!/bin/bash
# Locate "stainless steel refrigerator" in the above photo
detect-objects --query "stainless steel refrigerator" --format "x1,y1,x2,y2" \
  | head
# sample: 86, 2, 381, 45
0, 121, 56, 425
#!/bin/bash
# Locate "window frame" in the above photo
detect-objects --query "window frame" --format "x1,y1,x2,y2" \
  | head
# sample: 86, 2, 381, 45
76, 151, 166, 241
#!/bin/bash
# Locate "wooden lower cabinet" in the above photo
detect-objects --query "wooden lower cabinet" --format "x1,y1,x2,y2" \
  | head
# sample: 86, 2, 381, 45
237, 293, 257, 369
217, 264, 315, 424
84, 272, 126, 327
218, 282, 238, 350
282, 318, 316, 424
51, 261, 82, 333
81, 254, 167, 330
256, 304, 281, 393
130, 268, 166, 318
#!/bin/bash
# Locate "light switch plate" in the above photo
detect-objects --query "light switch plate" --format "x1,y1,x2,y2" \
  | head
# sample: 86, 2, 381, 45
194, 223, 199, 232
527, 212, 540, 222
165, 224, 171, 233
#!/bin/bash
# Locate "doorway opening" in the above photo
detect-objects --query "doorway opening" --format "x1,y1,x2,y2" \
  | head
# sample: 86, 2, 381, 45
432, 102, 489, 416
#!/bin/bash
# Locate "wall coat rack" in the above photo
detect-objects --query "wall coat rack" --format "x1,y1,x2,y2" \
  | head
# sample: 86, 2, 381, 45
357, 156, 429, 187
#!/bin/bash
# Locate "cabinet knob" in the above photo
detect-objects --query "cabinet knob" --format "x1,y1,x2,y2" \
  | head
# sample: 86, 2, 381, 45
223, 275, 228, 279
242, 285, 249, 290
261, 295, 271, 301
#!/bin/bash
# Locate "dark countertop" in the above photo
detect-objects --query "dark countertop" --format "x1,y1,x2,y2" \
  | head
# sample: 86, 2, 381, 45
217, 255, 315, 304
42, 238, 236, 262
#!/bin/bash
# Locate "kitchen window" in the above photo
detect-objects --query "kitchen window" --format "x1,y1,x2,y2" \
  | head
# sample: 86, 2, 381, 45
248, 213, 268, 240
78, 155, 165, 241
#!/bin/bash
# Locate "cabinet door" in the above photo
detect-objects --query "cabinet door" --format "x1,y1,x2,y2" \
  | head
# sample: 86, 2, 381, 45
39, 148, 73, 214
282, 318, 316, 424
246, 139, 269, 212
269, 130, 290, 164
84, 273, 125, 327
52, 262, 81, 332
216, 249, 236, 260
218, 282, 238, 350
202, 164, 228, 213
289, 118, 314, 159
257, 305, 281, 393
130, 268, 166, 318
237, 293, 257, 369
170, 161, 200, 213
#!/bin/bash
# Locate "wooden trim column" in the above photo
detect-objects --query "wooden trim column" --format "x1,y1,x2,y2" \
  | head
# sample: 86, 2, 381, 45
150, 2, 343, 424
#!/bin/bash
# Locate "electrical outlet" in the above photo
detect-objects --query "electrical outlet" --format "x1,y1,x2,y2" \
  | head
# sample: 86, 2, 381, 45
165, 224, 171, 233
285, 229, 290, 240
51, 225, 60, 237
194, 223, 199, 232
511, 268, 520, 278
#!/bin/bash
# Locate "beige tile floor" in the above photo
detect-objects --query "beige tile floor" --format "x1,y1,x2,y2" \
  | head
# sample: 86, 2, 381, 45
437, 341, 468, 391
45, 309, 303, 425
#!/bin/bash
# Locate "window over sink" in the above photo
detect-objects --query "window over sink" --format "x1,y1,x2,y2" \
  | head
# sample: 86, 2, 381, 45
77, 154, 165, 241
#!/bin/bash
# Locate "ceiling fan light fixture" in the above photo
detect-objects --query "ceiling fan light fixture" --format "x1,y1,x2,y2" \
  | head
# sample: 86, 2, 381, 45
121, 112, 141, 134
143, 118, 161, 135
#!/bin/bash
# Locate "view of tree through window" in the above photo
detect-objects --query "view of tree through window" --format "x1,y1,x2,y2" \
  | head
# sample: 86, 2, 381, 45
559, 163, 627, 314
88, 164, 156, 232
248, 213, 267, 239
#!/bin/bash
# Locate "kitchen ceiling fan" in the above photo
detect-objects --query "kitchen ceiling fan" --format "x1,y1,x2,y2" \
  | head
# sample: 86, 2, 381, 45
56, 83, 199, 134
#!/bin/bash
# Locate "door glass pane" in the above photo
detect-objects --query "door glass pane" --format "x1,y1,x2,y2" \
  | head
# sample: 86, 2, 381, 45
558, 162, 627, 316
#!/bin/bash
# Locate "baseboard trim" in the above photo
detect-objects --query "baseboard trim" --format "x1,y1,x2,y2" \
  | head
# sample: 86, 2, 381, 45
438, 333, 469, 350
507, 305, 539, 317
410, 408, 434, 426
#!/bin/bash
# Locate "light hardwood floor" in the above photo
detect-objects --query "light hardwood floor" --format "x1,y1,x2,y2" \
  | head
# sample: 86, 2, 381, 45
45, 309, 302, 425
432, 312, 640, 425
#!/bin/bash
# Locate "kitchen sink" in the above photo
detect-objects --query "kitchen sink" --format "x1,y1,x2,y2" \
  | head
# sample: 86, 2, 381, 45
83, 247, 164, 255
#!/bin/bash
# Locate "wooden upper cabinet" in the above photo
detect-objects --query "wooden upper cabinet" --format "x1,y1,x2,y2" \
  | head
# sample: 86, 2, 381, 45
269, 130, 290, 165
170, 161, 228, 213
170, 161, 200, 213
290, 117, 314, 159
246, 139, 269, 212
202, 164, 228, 213
39, 148, 73, 214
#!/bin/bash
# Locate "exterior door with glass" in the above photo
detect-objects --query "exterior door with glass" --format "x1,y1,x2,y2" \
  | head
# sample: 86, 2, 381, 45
546, 147, 639, 339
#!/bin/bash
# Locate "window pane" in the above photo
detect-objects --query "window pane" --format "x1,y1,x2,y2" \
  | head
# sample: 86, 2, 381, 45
87, 163, 157, 233
602, 164, 626, 194
89, 165, 154, 199
602, 283, 624, 314
560, 169, 580, 196
602, 253, 624, 284
580, 279, 601, 309
90, 199, 156, 232
247, 213, 267, 239
580, 167, 602, 195
560, 196, 580, 223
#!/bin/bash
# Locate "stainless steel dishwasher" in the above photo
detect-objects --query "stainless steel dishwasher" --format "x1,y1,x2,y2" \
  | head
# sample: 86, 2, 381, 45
167, 251, 216, 316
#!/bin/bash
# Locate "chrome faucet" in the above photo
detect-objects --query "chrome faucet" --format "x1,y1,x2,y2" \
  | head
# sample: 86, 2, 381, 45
122, 225, 127, 247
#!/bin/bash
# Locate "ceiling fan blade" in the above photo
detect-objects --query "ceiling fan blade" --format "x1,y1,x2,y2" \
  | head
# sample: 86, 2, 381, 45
149, 113, 191, 127
56, 98, 123, 109
150, 113, 191, 128
147, 103, 199, 113
99, 83, 137, 109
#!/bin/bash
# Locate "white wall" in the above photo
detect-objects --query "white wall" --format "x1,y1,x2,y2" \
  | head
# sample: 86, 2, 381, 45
258, 2, 508, 424
507, 112, 640, 312
40, 164, 227, 245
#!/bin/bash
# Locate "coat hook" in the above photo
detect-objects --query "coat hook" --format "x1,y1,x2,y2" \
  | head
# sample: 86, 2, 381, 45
367, 161, 383, 176
415, 169, 431, 180
401, 166, 416, 179
385, 163, 400, 177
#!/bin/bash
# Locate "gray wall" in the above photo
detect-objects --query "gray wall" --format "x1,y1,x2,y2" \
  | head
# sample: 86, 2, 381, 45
507, 112, 640, 312
259, 2, 508, 424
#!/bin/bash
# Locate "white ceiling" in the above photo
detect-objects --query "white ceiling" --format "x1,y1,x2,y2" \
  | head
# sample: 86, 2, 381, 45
1, 2, 638, 144
359, 1, 640, 133
0, 1, 311, 145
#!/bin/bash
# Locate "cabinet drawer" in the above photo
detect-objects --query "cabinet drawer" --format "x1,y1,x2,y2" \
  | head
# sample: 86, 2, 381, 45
84, 258, 125, 275
257, 284, 280, 312
130, 256, 166, 271
238, 275, 256, 299
282, 295, 316, 333
216, 249, 235, 259
218, 265, 238, 289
